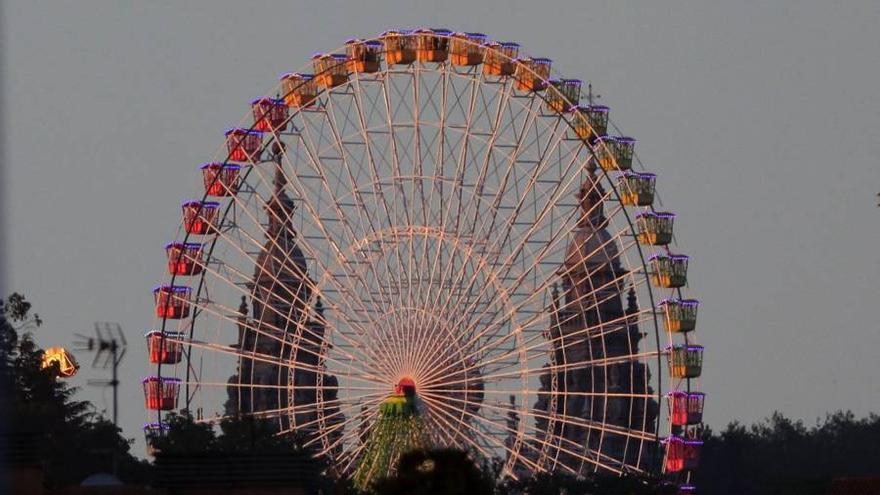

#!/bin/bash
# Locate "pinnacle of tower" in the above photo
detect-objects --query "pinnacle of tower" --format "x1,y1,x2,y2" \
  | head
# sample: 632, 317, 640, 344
238, 295, 249, 316
626, 287, 638, 313
234, 295, 248, 348
314, 295, 324, 317
266, 165, 297, 238
577, 171, 606, 228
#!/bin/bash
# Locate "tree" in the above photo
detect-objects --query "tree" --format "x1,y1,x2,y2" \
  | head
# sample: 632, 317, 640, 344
0, 293, 150, 487
498, 470, 677, 495
369, 448, 496, 495
147, 411, 218, 454
695, 411, 880, 494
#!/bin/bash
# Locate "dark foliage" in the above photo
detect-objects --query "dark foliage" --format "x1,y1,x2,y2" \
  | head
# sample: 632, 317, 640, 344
498, 470, 676, 495
369, 448, 496, 495
0, 293, 151, 487
363, 447, 675, 495
152, 411, 318, 455
152, 412, 334, 492
695, 411, 880, 494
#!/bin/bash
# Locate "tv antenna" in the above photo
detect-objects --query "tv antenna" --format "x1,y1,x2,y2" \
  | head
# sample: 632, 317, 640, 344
74, 322, 127, 426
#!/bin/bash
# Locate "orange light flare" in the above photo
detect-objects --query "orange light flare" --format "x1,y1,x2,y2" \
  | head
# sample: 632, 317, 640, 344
41, 347, 79, 378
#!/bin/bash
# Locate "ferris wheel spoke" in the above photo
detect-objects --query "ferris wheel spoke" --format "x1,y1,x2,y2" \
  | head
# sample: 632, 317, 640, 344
286, 119, 396, 321
456, 78, 516, 258
425, 391, 656, 445
174, 336, 383, 385
244, 150, 409, 378
414, 113, 580, 375
417, 391, 541, 477
310, 413, 372, 459
440, 266, 651, 386
188, 231, 383, 375
181, 293, 386, 383
418, 393, 531, 472
424, 348, 660, 392
191, 385, 380, 425
420, 389, 632, 475
409, 96, 546, 366
409, 77, 515, 376
198, 200, 397, 382
335, 413, 382, 476
290, 82, 422, 376
287, 393, 386, 448
216, 158, 384, 340
345, 74, 417, 359
425, 68, 486, 326
468, 271, 655, 380
419, 206, 648, 384
379, 69, 435, 372
305, 91, 417, 377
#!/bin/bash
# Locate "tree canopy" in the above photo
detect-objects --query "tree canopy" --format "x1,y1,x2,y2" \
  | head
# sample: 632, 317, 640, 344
0, 293, 149, 487
695, 411, 880, 494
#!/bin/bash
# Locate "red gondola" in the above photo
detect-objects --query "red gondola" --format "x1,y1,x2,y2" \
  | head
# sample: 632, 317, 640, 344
165, 242, 204, 276
153, 285, 192, 319
145, 330, 185, 364
201, 162, 241, 196
200, 163, 240, 197
224, 128, 263, 162
251, 98, 289, 131
668, 391, 705, 426
142, 376, 181, 411
182, 200, 219, 235
663, 436, 703, 473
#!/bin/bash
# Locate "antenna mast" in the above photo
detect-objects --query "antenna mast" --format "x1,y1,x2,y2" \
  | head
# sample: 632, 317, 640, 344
74, 322, 127, 425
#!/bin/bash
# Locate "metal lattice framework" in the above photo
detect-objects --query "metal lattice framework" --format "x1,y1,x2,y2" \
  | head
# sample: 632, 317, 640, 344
144, 29, 704, 488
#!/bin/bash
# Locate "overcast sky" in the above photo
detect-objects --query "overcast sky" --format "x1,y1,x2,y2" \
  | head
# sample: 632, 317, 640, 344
3, 1, 879, 457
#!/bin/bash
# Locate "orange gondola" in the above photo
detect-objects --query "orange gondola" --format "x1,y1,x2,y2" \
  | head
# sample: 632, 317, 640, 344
449, 32, 487, 66
346, 39, 383, 73
280, 73, 318, 108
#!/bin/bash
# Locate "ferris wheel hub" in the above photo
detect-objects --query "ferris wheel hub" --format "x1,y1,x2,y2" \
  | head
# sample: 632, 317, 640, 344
395, 377, 417, 398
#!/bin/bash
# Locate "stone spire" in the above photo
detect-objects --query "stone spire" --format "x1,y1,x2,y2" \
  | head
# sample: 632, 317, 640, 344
577, 171, 605, 228
626, 287, 638, 314
234, 295, 248, 348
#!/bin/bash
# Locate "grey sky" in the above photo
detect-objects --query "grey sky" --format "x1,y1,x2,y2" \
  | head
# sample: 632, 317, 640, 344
3, 1, 879, 457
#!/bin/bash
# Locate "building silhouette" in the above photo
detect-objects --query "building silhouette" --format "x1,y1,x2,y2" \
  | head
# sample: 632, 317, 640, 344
226, 157, 341, 454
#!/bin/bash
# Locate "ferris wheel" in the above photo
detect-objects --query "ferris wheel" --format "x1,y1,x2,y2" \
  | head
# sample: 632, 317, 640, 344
142, 29, 704, 490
